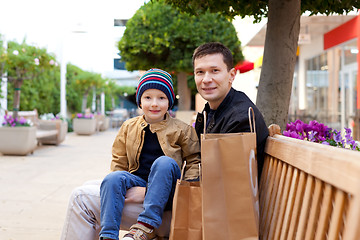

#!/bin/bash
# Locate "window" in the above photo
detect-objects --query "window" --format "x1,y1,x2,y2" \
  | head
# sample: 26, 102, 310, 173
114, 19, 128, 27
114, 58, 126, 70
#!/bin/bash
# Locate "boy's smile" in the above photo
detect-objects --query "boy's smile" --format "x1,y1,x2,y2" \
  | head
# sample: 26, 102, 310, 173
140, 89, 169, 124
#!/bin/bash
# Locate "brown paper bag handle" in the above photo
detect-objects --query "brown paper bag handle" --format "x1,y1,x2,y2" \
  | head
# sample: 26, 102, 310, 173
181, 161, 202, 181
202, 107, 255, 139
248, 107, 256, 133
180, 161, 187, 180
202, 111, 207, 140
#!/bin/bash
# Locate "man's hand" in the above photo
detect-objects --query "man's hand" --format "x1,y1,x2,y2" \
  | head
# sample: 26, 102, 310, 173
124, 186, 146, 203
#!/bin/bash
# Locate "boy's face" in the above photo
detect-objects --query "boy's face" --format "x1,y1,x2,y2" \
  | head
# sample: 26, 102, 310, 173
194, 53, 236, 110
140, 88, 169, 124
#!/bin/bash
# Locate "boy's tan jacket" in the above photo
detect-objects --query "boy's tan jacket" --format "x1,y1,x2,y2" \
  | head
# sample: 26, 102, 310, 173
111, 113, 201, 180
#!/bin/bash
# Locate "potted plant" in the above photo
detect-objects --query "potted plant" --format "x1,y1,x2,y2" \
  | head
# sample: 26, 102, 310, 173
0, 39, 57, 155
72, 113, 97, 135
283, 119, 360, 151
0, 114, 37, 155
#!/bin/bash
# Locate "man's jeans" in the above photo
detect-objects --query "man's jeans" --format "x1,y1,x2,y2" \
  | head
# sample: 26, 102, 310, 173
99, 156, 181, 240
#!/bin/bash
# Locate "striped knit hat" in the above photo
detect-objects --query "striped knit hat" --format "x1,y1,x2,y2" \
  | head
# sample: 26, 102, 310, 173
136, 68, 175, 110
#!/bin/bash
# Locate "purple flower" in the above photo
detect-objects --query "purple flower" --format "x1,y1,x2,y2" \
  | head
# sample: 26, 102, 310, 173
308, 130, 317, 142
333, 130, 342, 143
76, 113, 83, 118
2, 114, 31, 127
19, 117, 27, 125
351, 141, 358, 150
283, 119, 359, 151
345, 128, 352, 135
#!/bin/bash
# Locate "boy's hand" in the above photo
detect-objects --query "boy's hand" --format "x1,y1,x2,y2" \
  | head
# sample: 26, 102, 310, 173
125, 186, 146, 203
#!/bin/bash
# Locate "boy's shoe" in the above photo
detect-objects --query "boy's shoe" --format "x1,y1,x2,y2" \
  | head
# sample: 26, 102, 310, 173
122, 223, 157, 240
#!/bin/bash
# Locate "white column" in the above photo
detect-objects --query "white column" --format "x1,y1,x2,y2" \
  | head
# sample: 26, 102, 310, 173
1, 38, 8, 118
298, 50, 306, 110
340, 47, 345, 131
91, 86, 96, 112
101, 92, 105, 115
60, 37, 67, 118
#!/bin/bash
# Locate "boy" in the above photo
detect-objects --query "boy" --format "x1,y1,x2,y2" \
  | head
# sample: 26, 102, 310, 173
99, 68, 201, 240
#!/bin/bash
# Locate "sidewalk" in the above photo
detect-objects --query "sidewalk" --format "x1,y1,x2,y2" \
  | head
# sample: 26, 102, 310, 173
0, 128, 119, 240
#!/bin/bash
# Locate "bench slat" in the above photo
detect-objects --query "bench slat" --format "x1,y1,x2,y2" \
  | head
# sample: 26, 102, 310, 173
315, 183, 333, 240
279, 168, 299, 240
304, 179, 323, 240
296, 175, 314, 240
264, 161, 284, 239
267, 162, 287, 240
327, 189, 346, 240
287, 171, 306, 239
274, 165, 293, 240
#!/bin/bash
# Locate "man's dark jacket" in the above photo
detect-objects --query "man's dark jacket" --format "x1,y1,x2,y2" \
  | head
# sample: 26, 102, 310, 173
194, 87, 269, 178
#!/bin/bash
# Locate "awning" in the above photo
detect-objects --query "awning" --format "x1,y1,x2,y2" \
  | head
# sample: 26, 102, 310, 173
234, 60, 254, 73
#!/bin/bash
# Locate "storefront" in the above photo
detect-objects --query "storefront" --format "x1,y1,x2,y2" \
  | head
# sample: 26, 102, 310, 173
298, 14, 360, 138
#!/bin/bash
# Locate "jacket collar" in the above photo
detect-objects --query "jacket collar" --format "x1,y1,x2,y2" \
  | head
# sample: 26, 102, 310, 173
204, 87, 235, 116
140, 112, 170, 133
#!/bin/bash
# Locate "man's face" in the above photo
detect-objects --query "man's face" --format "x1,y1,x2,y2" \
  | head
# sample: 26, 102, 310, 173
194, 53, 236, 110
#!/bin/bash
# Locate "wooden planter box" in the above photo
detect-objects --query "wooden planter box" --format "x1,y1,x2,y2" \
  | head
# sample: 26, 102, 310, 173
73, 118, 96, 135
0, 126, 37, 155
37, 120, 68, 145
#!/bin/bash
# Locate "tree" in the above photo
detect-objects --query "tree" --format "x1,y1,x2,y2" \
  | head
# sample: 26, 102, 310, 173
163, 0, 360, 129
65, 64, 104, 113
3, 40, 57, 119
118, 0, 243, 110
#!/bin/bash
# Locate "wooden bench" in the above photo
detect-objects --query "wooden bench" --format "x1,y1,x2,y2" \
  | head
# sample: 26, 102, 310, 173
260, 125, 360, 240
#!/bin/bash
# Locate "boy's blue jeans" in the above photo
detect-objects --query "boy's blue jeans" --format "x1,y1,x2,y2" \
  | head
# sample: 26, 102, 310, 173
99, 156, 181, 240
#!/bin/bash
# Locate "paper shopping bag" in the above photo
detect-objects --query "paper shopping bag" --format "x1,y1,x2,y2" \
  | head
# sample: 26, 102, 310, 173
169, 163, 202, 240
201, 107, 259, 240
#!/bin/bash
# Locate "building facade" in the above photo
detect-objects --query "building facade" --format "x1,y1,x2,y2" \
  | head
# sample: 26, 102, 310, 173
240, 13, 359, 140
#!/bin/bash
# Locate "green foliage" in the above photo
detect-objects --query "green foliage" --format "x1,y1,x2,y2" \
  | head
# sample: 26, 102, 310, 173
6, 65, 61, 115
119, 0, 243, 73
162, 0, 360, 22
5, 40, 57, 82
65, 64, 135, 113
4, 40, 59, 115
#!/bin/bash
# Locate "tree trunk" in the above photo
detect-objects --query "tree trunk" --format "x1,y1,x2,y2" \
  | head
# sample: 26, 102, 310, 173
12, 79, 23, 119
177, 72, 191, 110
256, 0, 301, 131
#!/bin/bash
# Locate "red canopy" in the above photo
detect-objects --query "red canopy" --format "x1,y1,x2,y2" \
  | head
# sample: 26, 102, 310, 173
234, 60, 254, 73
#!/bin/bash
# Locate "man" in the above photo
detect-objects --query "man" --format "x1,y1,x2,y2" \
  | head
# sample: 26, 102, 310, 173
192, 42, 268, 176
60, 42, 268, 240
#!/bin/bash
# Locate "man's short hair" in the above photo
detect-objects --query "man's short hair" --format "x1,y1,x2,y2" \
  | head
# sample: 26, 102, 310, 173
192, 42, 234, 71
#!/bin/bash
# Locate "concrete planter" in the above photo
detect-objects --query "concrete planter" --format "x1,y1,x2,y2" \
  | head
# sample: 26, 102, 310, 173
73, 118, 96, 135
38, 120, 68, 145
0, 126, 37, 155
